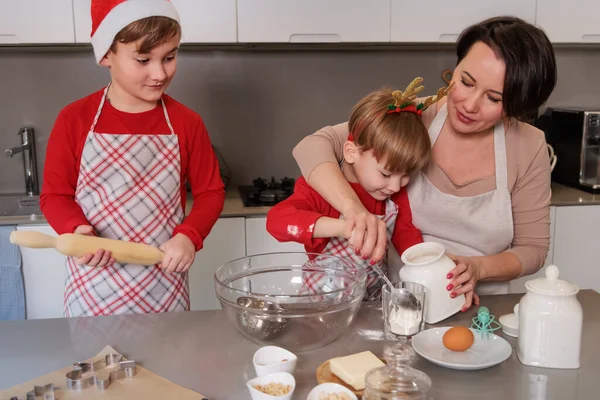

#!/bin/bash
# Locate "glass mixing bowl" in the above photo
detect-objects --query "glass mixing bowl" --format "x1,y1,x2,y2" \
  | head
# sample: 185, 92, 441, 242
214, 252, 367, 352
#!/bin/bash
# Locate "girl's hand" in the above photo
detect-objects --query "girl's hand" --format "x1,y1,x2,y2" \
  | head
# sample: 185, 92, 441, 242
73, 225, 115, 267
159, 233, 196, 273
342, 201, 387, 264
446, 253, 482, 311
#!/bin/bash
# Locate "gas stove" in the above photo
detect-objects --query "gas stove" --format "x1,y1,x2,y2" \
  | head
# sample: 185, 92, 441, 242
239, 177, 295, 207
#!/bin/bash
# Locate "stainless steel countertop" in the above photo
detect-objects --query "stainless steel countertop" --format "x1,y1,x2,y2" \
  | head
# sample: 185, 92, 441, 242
0, 290, 598, 399
1, 182, 598, 226
549, 182, 600, 206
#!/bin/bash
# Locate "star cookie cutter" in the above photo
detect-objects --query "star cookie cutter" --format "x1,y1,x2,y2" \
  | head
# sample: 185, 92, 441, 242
9, 383, 57, 400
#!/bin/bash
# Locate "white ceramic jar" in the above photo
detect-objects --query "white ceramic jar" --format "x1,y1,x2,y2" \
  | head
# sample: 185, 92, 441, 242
399, 242, 464, 324
517, 265, 583, 369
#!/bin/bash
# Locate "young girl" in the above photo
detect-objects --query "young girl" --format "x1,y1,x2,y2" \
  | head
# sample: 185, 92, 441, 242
267, 78, 452, 300
40, 0, 225, 316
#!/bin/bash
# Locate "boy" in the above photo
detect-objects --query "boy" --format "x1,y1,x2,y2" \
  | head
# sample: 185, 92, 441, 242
40, 0, 224, 316
267, 79, 451, 300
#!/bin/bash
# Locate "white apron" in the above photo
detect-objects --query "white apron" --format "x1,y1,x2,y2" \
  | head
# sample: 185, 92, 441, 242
63, 86, 189, 316
407, 104, 514, 295
301, 198, 398, 301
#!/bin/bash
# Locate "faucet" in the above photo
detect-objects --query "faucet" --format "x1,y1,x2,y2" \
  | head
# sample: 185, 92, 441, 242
5, 127, 39, 196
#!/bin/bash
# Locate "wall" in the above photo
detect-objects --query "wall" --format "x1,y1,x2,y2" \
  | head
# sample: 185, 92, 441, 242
1, 46, 599, 192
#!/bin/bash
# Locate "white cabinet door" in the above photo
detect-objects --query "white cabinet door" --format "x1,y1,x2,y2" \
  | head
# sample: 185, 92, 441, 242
73, 0, 92, 43
237, 0, 391, 43
172, 0, 237, 43
0, 0, 74, 44
74, 0, 237, 44
188, 217, 246, 311
391, 0, 536, 42
510, 206, 556, 293
537, 0, 600, 43
552, 205, 600, 292
245, 217, 306, 255
17, 224, 67, 319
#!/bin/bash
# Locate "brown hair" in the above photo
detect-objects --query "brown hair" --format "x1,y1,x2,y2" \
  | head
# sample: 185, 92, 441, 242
348, 88, 431, 174
456, 16, 557, 122
109, 16, 180, 54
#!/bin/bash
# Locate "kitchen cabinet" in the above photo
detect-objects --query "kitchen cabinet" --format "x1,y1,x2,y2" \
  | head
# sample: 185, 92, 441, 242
0, 0, 74, 44
536, 0, 600, 43
390, 0, 536, 42
188, 217, 246, 311
171, 0, 237, 43
17, 224, 66, 320
245, 217, 306, 255
237, 0, 391, 43
552, 205, 600, 292
510, 206, 556, 293
245, 217, 307, 268
73, 0, 237, 44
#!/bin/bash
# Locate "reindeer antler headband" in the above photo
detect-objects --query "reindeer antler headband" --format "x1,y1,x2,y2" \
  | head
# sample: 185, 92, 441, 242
387, 77, 454, 116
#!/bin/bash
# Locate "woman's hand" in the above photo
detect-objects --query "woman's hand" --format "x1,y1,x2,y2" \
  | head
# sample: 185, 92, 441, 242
446, 253, 482, 311
342, 200, 387, 264
73, 225, 115, 267
159, 233, 196, 273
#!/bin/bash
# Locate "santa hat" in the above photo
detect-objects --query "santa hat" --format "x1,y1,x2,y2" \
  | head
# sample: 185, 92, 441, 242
91, 0, 180, 64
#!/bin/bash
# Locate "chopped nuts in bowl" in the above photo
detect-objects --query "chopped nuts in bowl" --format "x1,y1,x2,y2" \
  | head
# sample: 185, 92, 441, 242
247, 372, 296, 400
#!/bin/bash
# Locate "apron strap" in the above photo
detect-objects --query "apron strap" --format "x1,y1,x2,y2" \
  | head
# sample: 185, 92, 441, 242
493, 121, 508, 191
160, 97, 176, 135
90, 84, 175, 136
427, 103, 448, 145
89, 86, 109, 133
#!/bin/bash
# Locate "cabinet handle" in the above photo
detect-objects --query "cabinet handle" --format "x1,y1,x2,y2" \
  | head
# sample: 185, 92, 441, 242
289, 33, 342, 43
439, 34, 459, 43
582, 34, 600, 42
0, 34, 19, 44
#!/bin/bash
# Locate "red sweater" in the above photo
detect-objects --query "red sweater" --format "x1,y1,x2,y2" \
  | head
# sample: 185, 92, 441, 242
267, 177, 423, 255
40, 88, 225, 251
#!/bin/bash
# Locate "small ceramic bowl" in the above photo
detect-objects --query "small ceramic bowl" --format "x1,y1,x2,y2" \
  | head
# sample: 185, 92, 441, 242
253, 346, 298, 376
499, 304, 519, 338
307, 382, 358, 400
246, 372, 296, 400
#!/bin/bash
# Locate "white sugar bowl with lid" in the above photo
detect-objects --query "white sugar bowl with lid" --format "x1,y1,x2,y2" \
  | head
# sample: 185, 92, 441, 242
517, 264, 583, 369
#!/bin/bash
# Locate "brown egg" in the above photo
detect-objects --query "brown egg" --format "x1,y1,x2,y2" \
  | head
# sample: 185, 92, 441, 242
443, 326, 474, 352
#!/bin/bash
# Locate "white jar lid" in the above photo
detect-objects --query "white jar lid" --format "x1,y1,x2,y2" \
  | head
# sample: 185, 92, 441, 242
525, 265, 579, 296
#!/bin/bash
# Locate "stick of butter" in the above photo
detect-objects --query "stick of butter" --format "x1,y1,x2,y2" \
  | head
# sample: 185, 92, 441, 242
329, 351, 385, 391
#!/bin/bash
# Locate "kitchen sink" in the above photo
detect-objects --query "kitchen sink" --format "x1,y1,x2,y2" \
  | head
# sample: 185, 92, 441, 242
0, 194, 42, 216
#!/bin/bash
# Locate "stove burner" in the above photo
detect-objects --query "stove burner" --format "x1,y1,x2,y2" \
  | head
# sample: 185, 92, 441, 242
239, 177, 295, 207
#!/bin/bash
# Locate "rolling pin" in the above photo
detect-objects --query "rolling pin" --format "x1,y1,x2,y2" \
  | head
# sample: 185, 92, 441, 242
10, 230, 164, 266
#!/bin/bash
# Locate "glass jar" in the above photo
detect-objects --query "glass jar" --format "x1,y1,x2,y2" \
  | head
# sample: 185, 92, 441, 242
363, 341, 431, 400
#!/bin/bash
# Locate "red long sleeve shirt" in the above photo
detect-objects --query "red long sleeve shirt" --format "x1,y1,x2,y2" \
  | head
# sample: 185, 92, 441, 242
266, 177, 423, 255
40, 88, 225, 251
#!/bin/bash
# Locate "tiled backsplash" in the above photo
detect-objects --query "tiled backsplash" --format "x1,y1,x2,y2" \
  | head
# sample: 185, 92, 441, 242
1, 47, 600, 191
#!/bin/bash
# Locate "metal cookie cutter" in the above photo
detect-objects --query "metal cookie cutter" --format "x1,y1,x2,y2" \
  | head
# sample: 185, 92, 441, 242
65, 353, 137, 391
9, 383, 57, 400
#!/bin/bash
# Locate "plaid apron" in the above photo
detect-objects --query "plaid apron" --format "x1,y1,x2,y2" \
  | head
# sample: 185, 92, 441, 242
300, 198, 398, 301
63, 86, 189, 317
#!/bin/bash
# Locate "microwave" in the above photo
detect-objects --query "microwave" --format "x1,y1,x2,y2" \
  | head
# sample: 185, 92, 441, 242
536, 108, 600, 193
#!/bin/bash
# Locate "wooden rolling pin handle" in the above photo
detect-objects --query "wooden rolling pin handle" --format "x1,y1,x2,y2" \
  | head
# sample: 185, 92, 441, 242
9, 230, 56, 249
10, 231, 165, 266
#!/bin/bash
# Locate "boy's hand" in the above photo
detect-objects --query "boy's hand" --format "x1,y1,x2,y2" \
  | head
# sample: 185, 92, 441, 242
73, 225, 115, 267
159, 233, 196, 273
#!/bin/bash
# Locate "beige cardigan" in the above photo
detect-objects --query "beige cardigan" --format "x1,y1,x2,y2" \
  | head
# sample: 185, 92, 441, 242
292, 99, 551, 276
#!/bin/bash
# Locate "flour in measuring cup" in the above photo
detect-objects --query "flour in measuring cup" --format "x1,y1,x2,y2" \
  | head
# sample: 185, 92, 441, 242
389, 307, 422, 336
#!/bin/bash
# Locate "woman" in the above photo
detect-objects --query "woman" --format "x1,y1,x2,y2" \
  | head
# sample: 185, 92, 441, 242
292, 16, 557, 310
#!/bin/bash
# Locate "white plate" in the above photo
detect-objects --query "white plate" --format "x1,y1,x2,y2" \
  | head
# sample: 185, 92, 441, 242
412, 327, 512, 370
